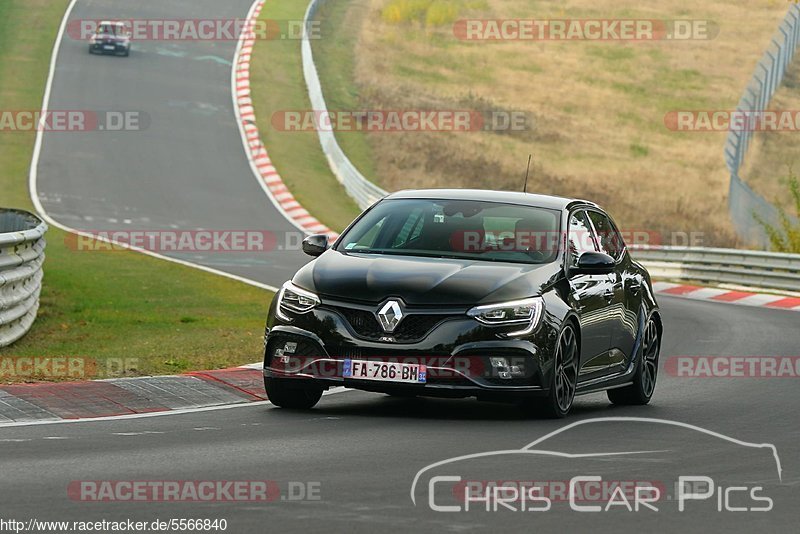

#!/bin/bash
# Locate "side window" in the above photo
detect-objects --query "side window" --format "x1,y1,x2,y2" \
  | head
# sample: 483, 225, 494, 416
568, 210, 598, 267
587, 211, 624, 260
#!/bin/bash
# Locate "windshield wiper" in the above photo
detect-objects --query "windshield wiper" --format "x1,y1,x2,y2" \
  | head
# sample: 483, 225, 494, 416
345, 249, 418, 257
346, 249, 538, 264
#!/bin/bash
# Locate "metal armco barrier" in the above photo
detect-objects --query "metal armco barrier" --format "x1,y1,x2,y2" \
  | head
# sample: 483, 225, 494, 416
725, 4, 800, 246
0, 209, 47, 347
632, 246, 800, 292
302, 0, 388, 209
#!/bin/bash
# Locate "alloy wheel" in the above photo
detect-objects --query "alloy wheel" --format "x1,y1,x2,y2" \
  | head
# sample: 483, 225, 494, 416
554, 326, 578, 413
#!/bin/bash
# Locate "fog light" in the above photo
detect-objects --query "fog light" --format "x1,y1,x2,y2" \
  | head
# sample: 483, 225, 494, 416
489, 357, 525, 379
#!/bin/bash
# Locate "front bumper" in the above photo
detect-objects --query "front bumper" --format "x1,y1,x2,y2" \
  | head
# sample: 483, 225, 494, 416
90, 42, 129, 53
263, 302, 556, 399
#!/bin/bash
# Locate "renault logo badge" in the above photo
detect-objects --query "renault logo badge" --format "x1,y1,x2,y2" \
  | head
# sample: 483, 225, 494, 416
377, 300, 404, 333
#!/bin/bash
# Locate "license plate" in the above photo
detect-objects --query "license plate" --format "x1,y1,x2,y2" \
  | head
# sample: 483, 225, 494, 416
343, 360, 426, 384
103, 45, 115, 50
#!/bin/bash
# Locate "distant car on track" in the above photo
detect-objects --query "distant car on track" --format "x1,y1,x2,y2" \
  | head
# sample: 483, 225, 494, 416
263, 190, 662, 417
88, 21, 131, 57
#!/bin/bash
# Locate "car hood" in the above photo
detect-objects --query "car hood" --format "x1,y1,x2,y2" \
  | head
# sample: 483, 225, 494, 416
293, 251, 562, 306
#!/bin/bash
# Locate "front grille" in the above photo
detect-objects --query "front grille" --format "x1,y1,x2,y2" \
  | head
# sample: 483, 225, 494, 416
331, 306, 452, 343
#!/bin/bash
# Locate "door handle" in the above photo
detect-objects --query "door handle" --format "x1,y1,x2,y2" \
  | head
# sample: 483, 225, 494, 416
628, 281, 642, 295
603, 289, 614, 302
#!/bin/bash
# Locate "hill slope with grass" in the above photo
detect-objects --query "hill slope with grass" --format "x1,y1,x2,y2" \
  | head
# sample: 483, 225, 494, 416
305, 0, 792, 246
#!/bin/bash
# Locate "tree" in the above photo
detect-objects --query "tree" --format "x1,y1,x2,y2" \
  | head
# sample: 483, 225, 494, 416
753, 169, 800, 253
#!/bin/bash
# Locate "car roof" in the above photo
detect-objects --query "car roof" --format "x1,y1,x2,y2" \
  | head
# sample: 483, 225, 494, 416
99, 20, 124, 26
384, 189, 598, 212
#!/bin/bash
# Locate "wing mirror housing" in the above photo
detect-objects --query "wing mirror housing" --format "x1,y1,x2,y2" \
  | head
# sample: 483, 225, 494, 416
572, 251, 615, 275
302, 234, 329, 257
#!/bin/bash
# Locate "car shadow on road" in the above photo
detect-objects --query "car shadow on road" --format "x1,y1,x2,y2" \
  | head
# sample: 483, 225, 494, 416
270, 392, 645, 422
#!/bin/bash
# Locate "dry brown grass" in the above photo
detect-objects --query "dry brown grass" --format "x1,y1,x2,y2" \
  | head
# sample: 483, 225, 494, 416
335, 0, 792, 246
741, 58, 800, 212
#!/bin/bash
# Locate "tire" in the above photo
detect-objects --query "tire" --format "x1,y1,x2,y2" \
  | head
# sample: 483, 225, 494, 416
522, 323, 578, 418
264, 376, 322, 410
122, 49, 130, 57
608, 316, 660, 405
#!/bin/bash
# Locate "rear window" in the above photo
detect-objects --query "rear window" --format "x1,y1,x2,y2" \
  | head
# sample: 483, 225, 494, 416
336, 198, 561, 265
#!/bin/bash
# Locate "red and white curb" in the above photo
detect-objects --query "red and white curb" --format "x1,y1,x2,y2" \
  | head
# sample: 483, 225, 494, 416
234, 0, 338, 241
653, 282, 800, 311
0, 366, 269, 425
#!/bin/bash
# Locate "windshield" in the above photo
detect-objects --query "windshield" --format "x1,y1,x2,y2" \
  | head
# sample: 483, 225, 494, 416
336, 198, 561, 264
97, 23, 124, 35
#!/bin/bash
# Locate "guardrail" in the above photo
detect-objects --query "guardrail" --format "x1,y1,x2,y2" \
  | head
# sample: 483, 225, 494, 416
302, 0, 388, 210
0, 209, 47, 347
725, 4, 800, 246
631, 246, 800, 292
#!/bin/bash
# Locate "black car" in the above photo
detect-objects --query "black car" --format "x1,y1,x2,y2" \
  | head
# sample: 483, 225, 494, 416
263, 190, 662, 417
88, 21, 131, 57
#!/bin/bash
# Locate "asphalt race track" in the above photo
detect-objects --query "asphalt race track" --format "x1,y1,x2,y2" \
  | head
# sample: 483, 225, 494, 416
14, 0, 800, 532
35, 0, 309, 288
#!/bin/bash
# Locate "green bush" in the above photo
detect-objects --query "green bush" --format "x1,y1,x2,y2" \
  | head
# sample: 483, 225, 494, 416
381, 0, 433, 24
753, 169, 800, 253
381, 0, 481, 27
426, 1, 459, 27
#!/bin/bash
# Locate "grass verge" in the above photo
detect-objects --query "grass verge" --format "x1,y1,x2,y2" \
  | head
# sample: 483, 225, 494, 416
310, 0, 380, 186
250, 0, 362, 232
0, 0, 271, 381
740, 58, 800, 216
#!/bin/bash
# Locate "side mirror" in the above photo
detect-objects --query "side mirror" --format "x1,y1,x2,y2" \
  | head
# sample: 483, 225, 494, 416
302, 234, 329, 257
571, 251, 615, 275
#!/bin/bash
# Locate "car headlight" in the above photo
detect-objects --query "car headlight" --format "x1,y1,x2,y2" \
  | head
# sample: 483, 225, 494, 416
276, 281, 320, 321
467, 297, 544, 337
